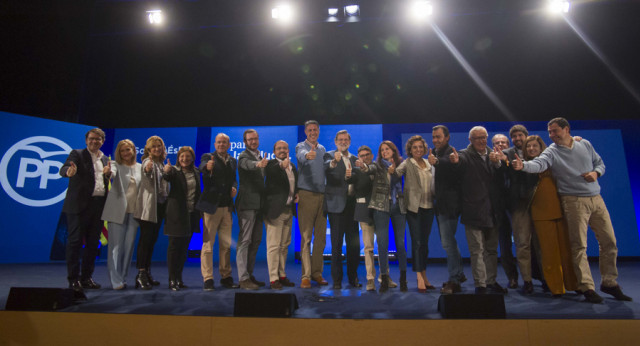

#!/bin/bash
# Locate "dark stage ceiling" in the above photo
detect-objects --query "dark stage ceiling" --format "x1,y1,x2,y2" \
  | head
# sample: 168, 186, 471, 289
2, 0, 639, 128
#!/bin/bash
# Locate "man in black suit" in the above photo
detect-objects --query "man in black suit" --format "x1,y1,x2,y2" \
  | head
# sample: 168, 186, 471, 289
263, 140, 298, 289
197, 133, 238, 290
324, 130, 361, 289
235, 129, 268, 290
59, 128, 110, 292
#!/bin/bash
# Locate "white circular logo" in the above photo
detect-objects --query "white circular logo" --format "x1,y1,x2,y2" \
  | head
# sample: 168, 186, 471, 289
0, 136, 72, 207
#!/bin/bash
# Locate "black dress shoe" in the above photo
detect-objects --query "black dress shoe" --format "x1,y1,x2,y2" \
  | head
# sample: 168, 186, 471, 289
475, 286, 488, 294
80, 278, 101, 289
220, 276, 239, 289
349, 279, 362, 288
488, 283, 508, 294
279, 277, 295, 287
601, 284, 632, 301
583, 289, 604, 303
522, 281, 534, 294
169, 280, 180, 291
135, 272, 152, 290
177, 281, 188, 289
69, 280, 84, 293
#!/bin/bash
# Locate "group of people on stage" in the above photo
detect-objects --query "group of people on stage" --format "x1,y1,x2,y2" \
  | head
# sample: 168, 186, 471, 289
60, 117, 631, 303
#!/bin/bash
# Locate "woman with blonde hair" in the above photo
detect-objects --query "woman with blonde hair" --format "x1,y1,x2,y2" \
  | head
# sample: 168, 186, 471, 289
133, 135, 169, 289
162, 146, 201, 290
394, 135, 436, 292
101, 139, 142, 290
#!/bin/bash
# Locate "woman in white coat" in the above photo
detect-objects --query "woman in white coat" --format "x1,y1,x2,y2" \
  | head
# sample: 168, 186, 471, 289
101, 139, 142, 290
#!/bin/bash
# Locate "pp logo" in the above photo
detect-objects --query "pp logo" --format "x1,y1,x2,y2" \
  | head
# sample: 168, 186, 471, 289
0, 136, 72, 207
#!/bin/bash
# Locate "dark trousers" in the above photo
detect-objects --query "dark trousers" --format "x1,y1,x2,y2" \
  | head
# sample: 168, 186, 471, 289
65, 196, 106, 282
136, 202, 166, 270
406, 207, 435, 272
328, 197, 360, 284
167, 211, 198, 282
498, 210, 518, 281
168, 236, 191, 282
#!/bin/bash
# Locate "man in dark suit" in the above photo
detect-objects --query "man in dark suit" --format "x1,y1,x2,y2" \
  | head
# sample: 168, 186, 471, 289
197, 133, 238, 290
491, 133, 520, 290
324, 130, 361, 289
59, 128, 110, 292
235, 129, 268, 290
428, 125, 466, 294
499, 125, 544, 294
263, 140, 298, 289
451, 126, 507, 295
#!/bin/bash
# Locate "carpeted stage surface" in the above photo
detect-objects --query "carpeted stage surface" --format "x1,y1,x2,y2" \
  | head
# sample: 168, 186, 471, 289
1, 260, 639, 319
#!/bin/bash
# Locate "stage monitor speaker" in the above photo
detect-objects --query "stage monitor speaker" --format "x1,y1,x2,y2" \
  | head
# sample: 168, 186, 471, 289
438, 294, 506, 319
234, 292, 299, 318
5, 287, 79, 311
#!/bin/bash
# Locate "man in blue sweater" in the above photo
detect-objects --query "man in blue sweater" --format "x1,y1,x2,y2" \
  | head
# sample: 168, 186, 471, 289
513, 117, 631, 303
295, 120, 328, 288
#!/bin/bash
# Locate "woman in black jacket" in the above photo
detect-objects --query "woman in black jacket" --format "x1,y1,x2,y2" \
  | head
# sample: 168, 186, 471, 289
162, 146, 201, 291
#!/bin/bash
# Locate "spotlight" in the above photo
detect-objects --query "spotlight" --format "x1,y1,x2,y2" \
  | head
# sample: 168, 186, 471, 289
344, 5, 360, 17
272, 4, 294, 22
146, 10, 163, 25
548, 0, 570, 14
328, 8, 339, 16
408, 1, 433, 22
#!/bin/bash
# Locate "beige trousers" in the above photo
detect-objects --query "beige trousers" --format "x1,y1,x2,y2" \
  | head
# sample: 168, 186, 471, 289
265, 209, 293, 282
201, 207, 233, 281
360, 221, 376, 280
297, 190, 327, 280
560, 195, 618, 291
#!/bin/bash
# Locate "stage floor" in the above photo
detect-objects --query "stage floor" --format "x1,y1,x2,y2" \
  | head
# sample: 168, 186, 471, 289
2, 260, 639, 319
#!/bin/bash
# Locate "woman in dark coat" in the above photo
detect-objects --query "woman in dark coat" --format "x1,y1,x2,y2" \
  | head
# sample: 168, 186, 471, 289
162, 146, 201, 291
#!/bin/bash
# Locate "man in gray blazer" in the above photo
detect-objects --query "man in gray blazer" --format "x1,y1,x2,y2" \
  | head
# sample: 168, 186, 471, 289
235, 129, 268, 290
324, 130, 361, 289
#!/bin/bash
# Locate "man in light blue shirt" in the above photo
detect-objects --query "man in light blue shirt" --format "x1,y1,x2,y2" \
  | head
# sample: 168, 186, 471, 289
513, 117, 631, 303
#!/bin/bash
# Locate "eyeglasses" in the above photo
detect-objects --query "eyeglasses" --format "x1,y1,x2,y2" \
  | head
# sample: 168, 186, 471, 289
87, 137, 103, 142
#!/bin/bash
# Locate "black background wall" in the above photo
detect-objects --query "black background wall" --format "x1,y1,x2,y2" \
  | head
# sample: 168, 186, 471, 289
2, 0, 639, 128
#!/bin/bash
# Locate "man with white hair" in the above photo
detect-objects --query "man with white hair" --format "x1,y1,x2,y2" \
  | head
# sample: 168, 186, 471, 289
451, 126, 507, 294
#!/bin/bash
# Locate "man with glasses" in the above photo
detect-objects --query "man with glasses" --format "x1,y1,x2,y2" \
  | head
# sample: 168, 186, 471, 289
451, 126, 507, 294
59, 128, 111, 293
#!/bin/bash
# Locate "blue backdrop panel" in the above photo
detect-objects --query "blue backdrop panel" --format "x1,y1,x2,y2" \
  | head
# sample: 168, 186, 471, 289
1, 115, 638, 265
0, 111, 94, 263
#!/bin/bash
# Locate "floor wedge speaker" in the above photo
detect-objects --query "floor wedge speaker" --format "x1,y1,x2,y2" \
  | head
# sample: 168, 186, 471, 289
438, 294, 506, 319
5, 287, 77, 311
234, 292, 299, 318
